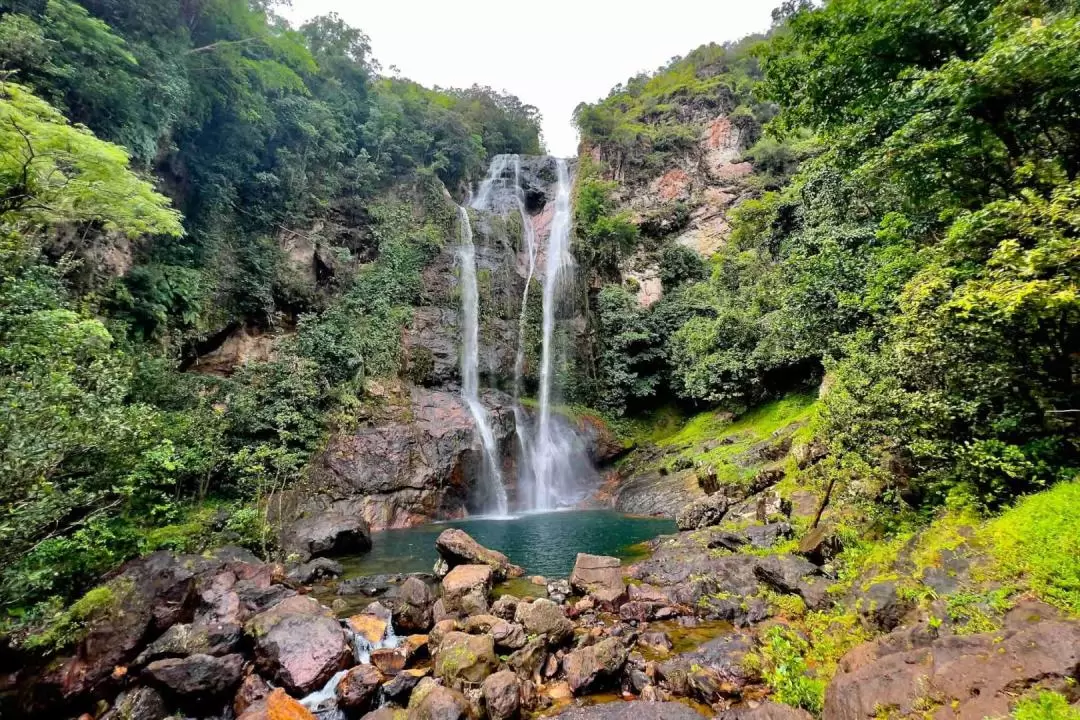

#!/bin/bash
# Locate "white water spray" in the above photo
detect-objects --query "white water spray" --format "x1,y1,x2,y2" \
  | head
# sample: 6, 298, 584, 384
457, 206, 509, 516
529, 159, 580, 511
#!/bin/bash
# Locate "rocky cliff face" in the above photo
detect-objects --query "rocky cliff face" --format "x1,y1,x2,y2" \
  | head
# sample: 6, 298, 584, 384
588, 109, 758, 307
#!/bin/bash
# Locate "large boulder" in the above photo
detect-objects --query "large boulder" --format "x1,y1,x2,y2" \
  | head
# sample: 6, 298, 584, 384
433, 631, 498, 688
383, 576, 436, 633
482, 670, 521, 720
676, 493, 729, 530
134, 620, 242, 667
825, 609, 1080, 720
100, 686, 168, 720
563, 637, 628, 695
408, 678, 474, 720
143, 653, 245, 702
441, 564, 493, 615
336, 664, 385, 714
718, 702, 812, 720
247, 597, 351, 695
436, 529, 523, 580
281, 508, 371, 562
657, 633, 758, 703
514, 599, 573, 645
569, 554, 624, 596
552, 701, 706, 720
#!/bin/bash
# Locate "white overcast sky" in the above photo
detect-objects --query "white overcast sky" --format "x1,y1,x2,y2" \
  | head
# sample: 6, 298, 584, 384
281, 1, 778, 157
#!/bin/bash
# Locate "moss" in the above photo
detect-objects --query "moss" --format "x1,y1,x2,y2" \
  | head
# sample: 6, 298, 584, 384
1012, 691, 1080, 720
25, 577, 133, 651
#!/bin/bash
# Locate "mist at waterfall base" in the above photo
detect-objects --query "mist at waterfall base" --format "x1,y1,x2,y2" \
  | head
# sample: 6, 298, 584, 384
459, 155, 596, 515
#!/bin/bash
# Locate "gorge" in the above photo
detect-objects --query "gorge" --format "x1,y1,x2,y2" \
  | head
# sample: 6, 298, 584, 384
1, 1, 1078, 720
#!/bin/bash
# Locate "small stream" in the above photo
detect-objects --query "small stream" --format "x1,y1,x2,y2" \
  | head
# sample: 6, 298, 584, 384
333, 510, 675, 580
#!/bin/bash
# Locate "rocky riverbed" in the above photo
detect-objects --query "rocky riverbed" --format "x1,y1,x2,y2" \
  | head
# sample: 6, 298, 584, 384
7, 497, 1077, 720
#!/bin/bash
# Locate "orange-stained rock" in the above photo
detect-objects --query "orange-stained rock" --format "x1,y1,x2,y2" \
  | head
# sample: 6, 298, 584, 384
346, 614, 387, 644
237, 688, 315, 720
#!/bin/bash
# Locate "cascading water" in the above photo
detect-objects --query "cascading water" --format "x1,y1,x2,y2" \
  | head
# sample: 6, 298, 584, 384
528, 159, 591, 511
457, 206, 509, 517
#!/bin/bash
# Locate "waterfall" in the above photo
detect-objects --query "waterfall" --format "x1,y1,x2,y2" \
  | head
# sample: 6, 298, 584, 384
457, 206, 509, 517
511, 157, 538, 496
529, 159, 579, 511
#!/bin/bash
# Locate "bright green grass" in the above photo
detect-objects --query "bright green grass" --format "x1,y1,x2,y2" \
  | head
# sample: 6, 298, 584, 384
979, 479, 1080, 615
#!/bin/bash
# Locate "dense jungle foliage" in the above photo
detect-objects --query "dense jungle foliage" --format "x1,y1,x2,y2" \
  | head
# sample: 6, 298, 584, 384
0, 0, 541, 622
572, 0, 1078, 522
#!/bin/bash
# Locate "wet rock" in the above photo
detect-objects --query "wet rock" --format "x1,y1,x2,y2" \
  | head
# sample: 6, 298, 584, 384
825, 616, 1080, 720
637, 631, 673, 654
408, 680, 474, 720
442, 565, 493, 616
856, 580, 912, 632
482, 670, 521, 720
552, 701, 706, 720
717, 701, 812, 720
143, 652, 244, 700
491, 595, 519, 620
237, 687, 316, 720
383, 668, 427, 705
676, 493, 729, 530
546, 579, 571, 604
514, 599, 573, 645
658, 633, 757, 703
383, 576, 436, 633
247, 597, 350, 695
433, 631, 498, 688
337, 664, 384, 714
436, 529, 524, 580
134, 620, 242, 666
338, 574, 403, 597
348, 614, 389, 644
233, 673, 271, 716
101, 686, 167, 720
372, 647, 408, 675
282, 508, 371, 562
563, 637, 628, 695
287, 557, 344, 584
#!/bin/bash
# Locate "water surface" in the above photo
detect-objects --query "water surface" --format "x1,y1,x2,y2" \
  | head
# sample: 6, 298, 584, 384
340, 510, 675, 579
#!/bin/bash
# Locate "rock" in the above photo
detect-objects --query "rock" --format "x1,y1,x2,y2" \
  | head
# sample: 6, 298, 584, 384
658, 633, 758, 703
408, 681, 474, 720
234, 673, 271, 716
552, 701, 706, 720
856, 580, 912, 632
798, 524, 843, 565
569, 554, 625, 596
436, 529, 524, 580
372, 647, 408, 675
384, 576, 436, 633
589, 586, 628, 611
237, 687, 316, 720
546, 579, 571, 604
383, 668, 427, 705
404, 634, 430, 662
514, 599, 573, 645
491, 620, 527, 651
433, 631, 498, 688
442, 565, 493, 615
753, 555, 819, 595
247, 598, 351, 695
287, 557, 344, 584
134, 620, 242, 666
787, 490, 819, 519
463, 614, 501, 633
429, 618, 461, 649
563, 637, 628, 695
792, 440, 828, 470
348, 614, 389, 644
825, 617, 1080, 720
337, 664, 385, 713
717, 702, 813, 720
143, 653, 244, 701
365, 709, 408, 720
282, 508, 371, 562
318, 387, 517, 532
637, 631, 673, 654
507, 639, 548, 682
491, 595, 519, 620
676, 493, 729, 530
101, 686, 167, 720
482, 670, 521, 720
742, 523, 793, 549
